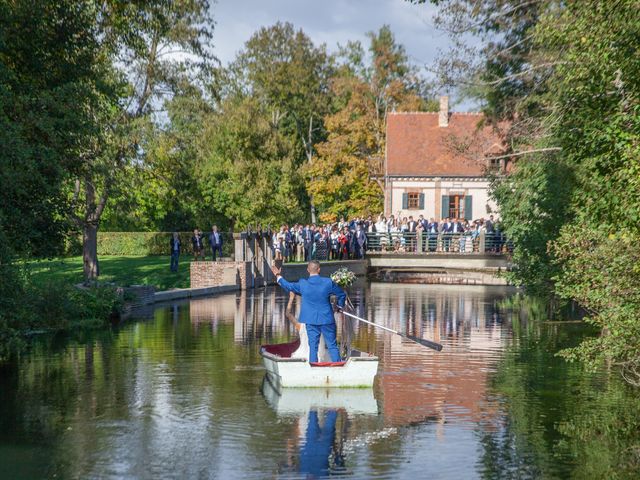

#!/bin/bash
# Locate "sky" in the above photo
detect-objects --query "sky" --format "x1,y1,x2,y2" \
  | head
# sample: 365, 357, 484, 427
211, 0, 478, 110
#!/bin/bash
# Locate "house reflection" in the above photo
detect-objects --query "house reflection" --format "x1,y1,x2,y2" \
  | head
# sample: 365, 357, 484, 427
367, 283, 511, 429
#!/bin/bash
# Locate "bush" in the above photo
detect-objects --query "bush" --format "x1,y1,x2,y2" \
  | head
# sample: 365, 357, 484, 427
552, 226, 640, 385
0, 259, 122, 361
96, 231, 234, 256
27, 282, 123, 332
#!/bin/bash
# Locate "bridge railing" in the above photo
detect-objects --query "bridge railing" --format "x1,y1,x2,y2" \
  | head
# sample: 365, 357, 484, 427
365, 231, 512, 255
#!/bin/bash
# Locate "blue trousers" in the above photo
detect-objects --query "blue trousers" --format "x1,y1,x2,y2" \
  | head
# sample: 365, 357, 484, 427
306, 323, 341, 363
170, 251, 179, 272
211, 245, 222, 260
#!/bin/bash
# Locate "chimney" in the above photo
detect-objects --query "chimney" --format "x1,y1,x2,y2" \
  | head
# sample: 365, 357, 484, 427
439, 95, 449, 127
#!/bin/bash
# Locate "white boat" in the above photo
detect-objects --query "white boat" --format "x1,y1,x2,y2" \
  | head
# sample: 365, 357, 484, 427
260, 339, 379, 388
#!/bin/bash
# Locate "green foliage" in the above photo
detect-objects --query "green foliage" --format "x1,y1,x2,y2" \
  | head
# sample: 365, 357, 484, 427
100, 89, 223, 232
0, 236, 28, 359
199, 96, 308, 228
552, 228, 640, 381
226, 21, 334, 146
307, 26, 435, 221
97, 232, 182, 256
62, 0, 216, 280
26, 283, 122, 332
490, 157, 574, 293
427, 0, 640, 380
0, 0, 106, 255
199, 23, 335, 226
0, 258, 122, 362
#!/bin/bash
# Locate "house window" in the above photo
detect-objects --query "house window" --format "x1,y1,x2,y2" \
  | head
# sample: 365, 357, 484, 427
407, 192, 420, 209
401, 191, 425, 210
448, 194, 465, 219
441, 194, 473, 220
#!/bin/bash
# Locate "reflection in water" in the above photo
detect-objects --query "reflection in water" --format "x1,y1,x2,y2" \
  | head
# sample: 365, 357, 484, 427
261, 378, 378, 477
0, 283, 639, 479
299, 409, 341, 477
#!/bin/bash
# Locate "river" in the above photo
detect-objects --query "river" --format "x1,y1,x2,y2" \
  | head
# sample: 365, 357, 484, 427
1, 282, 638, 479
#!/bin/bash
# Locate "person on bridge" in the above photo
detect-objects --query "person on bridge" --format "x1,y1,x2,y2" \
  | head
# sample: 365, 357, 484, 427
208, 225, 223, 261
271, 260, 346, 363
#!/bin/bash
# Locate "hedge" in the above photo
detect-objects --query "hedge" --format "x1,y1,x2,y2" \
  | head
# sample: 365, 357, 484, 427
97, 232, 234, 257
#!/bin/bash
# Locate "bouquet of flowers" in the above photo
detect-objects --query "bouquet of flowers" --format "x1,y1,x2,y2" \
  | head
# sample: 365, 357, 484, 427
330, 267, 357, 287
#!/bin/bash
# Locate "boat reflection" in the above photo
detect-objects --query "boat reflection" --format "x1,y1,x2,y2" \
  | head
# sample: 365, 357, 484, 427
261, 378, 378, 477
261, 377, 379, 416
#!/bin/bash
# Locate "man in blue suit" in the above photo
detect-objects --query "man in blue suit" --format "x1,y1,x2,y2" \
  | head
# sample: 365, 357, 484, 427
270, 260, 346, 363
208, 225, 223, 261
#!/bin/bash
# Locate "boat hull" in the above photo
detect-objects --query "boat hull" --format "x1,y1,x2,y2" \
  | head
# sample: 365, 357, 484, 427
260, 344, 379, 388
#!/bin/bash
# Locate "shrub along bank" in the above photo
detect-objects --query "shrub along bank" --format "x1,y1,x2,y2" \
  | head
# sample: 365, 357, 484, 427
0, 259, 122, 362
96, 232, 234, 256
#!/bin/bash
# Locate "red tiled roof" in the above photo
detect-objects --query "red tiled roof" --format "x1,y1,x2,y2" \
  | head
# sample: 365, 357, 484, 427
386, 112, 504, 176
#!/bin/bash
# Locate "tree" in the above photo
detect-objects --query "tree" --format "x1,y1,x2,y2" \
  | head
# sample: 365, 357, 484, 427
0, 0, 102, 256
225, 22, 334, 223
199, 22, 333, 227
100, 88, 218, 232
419, 0, 640, 382
306, 26, 435, 221
198, 96, 306, 228
68, 0, 216, 281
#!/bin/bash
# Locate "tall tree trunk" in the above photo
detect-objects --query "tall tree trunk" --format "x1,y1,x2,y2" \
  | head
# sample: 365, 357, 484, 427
304, 116, 317, 224
83, 222, 99, 281
81, 175, 108, 284
310, 203, 317, 224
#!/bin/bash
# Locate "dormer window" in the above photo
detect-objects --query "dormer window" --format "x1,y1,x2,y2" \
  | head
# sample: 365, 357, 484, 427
488, 157, 502, 173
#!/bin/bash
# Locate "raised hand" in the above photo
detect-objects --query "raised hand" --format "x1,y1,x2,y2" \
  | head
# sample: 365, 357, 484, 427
270, 264, 281, 277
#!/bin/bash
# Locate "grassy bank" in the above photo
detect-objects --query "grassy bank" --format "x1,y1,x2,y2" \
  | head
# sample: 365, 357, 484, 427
3, 255, 192, 360
27, 256, 192, 290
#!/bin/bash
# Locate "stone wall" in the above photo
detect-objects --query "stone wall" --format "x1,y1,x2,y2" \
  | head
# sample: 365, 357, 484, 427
371, 269, 509, 286
119, 285, 156, 319
190, 258, 367, 289
190, 261, 250, 290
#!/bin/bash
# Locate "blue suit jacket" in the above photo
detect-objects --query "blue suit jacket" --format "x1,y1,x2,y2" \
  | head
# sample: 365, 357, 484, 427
208, 232, 223, 247
277, 275, 346, 325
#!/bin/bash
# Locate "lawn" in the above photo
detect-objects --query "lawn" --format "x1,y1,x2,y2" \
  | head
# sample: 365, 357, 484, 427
26, 256, 192, 290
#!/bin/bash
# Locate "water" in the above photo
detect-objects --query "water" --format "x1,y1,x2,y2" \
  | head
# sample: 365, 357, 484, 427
1, 282, 639, 479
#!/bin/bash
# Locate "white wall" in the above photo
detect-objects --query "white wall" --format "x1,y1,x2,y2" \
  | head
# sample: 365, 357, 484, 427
386, 178, 499, 221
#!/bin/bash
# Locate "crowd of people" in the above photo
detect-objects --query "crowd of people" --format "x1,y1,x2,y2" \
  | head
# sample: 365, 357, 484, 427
363, 213, 506, 253
168, 213, 506, 271
270, 213, 505, 262
271, 219, 368, 263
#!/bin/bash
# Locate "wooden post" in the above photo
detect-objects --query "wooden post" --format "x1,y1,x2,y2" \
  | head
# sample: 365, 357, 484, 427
254, 234, 265, 287
263, 233, 275, 284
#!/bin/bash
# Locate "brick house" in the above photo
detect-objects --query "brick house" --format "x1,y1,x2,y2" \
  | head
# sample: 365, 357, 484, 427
383, 96, 505, 221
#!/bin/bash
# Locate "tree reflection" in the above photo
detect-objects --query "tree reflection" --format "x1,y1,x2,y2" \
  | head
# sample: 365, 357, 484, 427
479, 300, 640, 479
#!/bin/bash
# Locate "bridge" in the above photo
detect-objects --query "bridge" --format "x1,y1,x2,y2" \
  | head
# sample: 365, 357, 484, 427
189, 230, 512, 290
363, 231, 511, 285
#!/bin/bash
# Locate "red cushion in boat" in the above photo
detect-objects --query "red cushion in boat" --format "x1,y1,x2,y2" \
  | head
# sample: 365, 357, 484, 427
309, 361, 346, 367
261, 339, 300, 358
